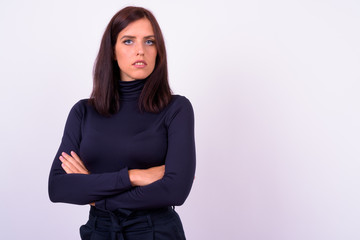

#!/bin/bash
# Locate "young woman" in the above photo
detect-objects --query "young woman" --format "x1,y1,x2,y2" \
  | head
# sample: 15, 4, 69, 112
48, 6, 196, 240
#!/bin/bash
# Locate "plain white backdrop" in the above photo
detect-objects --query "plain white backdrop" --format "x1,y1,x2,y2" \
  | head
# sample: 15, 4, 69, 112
1, 0, 359, 239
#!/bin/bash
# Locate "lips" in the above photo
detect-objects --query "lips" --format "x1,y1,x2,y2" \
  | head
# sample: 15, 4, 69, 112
132, 60, 147, 67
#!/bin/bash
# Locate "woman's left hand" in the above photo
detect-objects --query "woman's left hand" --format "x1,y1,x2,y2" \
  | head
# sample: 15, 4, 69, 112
59, 151, 89, 174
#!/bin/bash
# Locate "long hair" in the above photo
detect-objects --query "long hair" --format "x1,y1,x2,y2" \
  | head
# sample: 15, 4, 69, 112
90, 6, 172, 116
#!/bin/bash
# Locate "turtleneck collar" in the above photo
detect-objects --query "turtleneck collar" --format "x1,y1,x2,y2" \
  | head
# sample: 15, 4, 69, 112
118, 79, 145, 101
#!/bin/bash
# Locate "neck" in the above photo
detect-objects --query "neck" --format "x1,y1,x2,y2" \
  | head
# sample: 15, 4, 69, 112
118, 79, 145, 101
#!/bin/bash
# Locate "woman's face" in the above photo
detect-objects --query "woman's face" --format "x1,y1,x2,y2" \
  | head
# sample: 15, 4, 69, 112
114, 18, 157, 82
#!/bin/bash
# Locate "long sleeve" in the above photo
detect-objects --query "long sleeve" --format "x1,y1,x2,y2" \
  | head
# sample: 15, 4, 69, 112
95, 97, 196, 211
48, 100, 132, 205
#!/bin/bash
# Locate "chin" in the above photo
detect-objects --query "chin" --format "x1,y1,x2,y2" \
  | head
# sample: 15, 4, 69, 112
133, 73, 152, 80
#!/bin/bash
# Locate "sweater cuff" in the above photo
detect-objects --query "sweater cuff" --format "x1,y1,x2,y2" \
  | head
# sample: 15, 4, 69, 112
117, 167, 132, 190
95, 168, 131, 211
95, 199, 106, 210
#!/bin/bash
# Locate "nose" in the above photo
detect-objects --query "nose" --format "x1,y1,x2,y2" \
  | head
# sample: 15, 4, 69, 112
136, 43, 144, 56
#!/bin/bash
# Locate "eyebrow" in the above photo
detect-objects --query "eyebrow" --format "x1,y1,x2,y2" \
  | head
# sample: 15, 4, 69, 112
120, 35, 155, 40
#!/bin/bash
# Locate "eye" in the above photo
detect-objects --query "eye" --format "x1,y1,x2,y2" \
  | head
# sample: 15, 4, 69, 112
145, 39, 155, 45
123, 39, 133, 45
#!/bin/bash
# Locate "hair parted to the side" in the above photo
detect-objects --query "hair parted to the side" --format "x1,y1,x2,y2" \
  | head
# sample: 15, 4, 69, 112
89, 6, 172, 116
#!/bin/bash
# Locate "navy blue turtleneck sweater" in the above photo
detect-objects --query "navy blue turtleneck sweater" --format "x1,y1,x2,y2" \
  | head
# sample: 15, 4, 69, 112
48, 80, 196, 211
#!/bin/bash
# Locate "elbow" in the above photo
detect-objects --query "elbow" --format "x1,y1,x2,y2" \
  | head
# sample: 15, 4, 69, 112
171, 186, 190, 206
48, 186, 61, 203
49, 193, 58, 203
48, 177, 62, 203
48, 176, 88, 205
48, 181, 58, 203
166, 181, 193, 206
168, 191, 189, 207
173, 197, 186, 206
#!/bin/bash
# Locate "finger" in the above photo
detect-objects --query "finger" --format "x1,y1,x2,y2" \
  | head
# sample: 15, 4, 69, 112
61, 155, 88, 174
63, 152, 89, 174
153, 165, 165, 170
61, 163, 73, 174
70, 151, 87, 170
61, 153, 81, 172
59, 156, 79, 173
61, 152, 85, 173
157, 165, 165, 173
60, 156, 77, 173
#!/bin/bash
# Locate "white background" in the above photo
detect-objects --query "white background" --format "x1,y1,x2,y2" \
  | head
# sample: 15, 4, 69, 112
1, 0, 359, 239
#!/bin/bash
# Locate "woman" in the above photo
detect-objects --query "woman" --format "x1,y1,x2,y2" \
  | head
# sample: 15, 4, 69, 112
48, 6, 196, 240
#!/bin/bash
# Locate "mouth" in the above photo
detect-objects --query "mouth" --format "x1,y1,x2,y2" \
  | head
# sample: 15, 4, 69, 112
132, 60, 147, 67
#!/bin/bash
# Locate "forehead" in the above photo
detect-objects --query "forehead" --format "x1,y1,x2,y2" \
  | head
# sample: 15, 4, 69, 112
118, 18, 154, 37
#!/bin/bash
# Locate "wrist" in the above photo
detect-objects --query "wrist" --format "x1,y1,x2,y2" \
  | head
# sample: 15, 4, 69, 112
128, 169, 141, 186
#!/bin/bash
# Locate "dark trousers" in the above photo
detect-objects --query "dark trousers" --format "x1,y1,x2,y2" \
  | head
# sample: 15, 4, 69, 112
80, 206, 186, 240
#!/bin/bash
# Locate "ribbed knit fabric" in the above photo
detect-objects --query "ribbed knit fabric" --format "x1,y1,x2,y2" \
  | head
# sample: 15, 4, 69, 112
48, 79, 196, 211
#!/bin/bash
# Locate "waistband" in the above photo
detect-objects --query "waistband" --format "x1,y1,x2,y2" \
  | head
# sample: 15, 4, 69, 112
85, 206, 173, 240
89, 206, 172, 220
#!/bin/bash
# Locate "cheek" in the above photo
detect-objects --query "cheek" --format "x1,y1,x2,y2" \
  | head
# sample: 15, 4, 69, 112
149, 50, 157, 67
116, 51, 130, 69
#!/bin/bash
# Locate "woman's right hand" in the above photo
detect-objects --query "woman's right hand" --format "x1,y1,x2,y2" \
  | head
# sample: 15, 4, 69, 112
128, 165, 165, 187
59, 151, 89, 175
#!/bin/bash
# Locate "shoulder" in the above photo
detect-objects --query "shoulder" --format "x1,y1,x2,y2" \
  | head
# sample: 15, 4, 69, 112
169, 95, 194, 111
72, 98, 89, 108
163, 95, 194, 126
70, 99, 89, 111
67, 99, 91, 119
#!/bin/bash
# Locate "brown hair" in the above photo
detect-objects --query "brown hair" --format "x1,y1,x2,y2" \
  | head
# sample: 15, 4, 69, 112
90, 6, 172, 116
